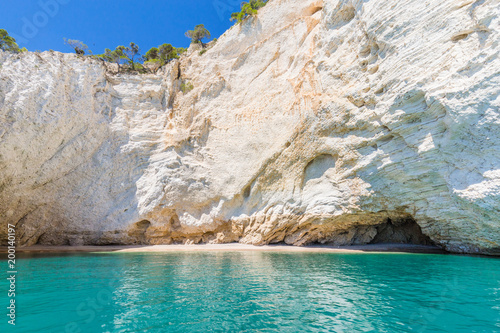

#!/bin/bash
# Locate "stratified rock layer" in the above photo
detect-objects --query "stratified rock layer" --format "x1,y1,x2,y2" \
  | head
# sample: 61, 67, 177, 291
1, 0, 499, 254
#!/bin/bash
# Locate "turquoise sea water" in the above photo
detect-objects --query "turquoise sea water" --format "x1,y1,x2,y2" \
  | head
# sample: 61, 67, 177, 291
1, 251, 499, 333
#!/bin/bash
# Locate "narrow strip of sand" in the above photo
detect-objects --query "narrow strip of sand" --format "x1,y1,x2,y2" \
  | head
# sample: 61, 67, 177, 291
1, 243, 446, 254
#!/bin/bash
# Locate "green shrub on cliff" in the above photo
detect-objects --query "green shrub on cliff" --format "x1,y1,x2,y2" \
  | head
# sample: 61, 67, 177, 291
63, 38, 90, 55
143, 43, 183, 65
142, 44, 185, 73
121, 42, 140, 70
103, 48, 124, 66
230, 0, 268, 23
92, 42, 185, 74
185, 24, 211, 45
181, 81, 194, 94
0, 29, 22, 53
144, 47, 159, 62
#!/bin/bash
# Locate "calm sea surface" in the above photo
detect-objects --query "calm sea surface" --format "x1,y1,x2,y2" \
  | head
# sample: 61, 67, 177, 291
1, 251, 499, 332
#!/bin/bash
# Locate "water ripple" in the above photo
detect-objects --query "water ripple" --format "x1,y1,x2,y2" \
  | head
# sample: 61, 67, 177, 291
3, 252, 499, 332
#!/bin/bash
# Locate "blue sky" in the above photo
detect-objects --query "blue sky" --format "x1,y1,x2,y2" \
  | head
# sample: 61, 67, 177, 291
0, 0, 243, 54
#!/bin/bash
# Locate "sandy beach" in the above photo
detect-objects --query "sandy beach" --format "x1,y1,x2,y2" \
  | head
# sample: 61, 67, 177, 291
1, 243, 446, 254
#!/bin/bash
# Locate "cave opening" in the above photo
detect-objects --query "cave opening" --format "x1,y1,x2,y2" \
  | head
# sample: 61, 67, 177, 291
302, 214, 437, 248
368, 216, 434, 245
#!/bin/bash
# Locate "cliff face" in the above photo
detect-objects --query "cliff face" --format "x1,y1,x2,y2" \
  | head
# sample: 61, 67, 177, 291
1, 0, 499, 254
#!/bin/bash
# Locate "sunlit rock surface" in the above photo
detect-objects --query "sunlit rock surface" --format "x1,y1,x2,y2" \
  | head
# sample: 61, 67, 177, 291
1, 0, 499, 254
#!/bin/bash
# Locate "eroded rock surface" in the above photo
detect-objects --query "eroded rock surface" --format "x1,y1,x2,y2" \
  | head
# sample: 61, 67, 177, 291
1, 0, 499, 254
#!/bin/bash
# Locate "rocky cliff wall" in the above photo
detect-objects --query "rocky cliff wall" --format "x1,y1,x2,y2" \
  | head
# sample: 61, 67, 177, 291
0, 0, 499, 254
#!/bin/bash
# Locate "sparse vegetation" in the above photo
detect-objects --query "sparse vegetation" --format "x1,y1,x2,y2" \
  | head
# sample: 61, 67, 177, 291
88, 42, 188, 74
181, 81, 194, 94
143, 44, 185, 65
143, 47, 159, 62
185, 24, 211, 46
2, 1, 271, 74
142, 44, 186, 73
63, 38, 90, 55
101, 48, 124, 68
230, 0, 268, 23
120, 42, 140, 70
0, 29, 23, 53
18, 20, 210, 75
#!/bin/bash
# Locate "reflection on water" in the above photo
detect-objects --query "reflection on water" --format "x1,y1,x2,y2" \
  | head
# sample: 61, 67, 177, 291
3, 252, 500, 332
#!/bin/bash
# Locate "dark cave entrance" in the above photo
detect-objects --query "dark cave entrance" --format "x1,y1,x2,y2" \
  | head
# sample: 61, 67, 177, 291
368, 216, 434, 245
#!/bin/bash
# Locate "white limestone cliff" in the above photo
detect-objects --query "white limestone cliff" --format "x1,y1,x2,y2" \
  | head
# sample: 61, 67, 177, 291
1, 0, 499, 254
